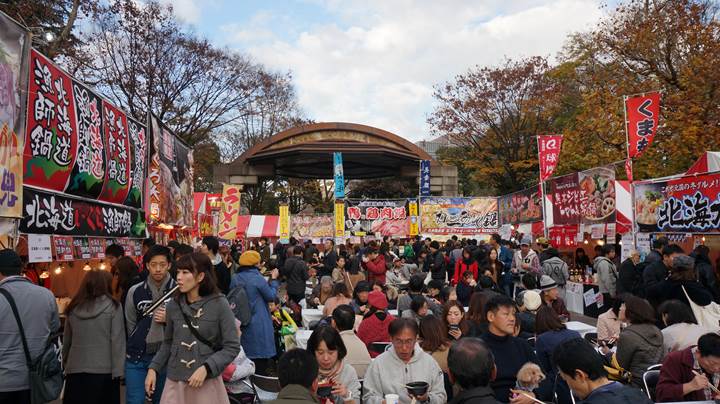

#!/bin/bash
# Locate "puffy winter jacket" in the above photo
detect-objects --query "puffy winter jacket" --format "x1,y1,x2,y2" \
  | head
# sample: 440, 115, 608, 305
616, 323, 664, 388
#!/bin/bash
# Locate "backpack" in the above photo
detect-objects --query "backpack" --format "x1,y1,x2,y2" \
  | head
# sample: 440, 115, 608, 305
544, 260, 566, 285
226, 281, 252, 328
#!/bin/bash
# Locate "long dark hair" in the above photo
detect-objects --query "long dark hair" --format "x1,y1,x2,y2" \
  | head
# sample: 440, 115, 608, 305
442, 300, 471, 335
535, 305, 566, 334
467, 292, 492, 324
67, 269, 117, 315
419, 315, 449, 352
175, 252, 220, 299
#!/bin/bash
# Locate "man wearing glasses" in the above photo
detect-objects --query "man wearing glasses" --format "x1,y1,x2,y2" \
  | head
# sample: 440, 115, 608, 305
363, 318, 446, 404
125, 245, 176, 404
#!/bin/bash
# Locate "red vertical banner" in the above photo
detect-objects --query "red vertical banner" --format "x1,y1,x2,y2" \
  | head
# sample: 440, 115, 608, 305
625, 92, 661, 159
538, 135, 563, 182
24, 49, 77, 191
98, 100, 132, 204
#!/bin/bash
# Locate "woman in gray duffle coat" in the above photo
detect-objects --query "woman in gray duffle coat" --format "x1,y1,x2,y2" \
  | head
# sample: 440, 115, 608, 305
145, 252, 240, 404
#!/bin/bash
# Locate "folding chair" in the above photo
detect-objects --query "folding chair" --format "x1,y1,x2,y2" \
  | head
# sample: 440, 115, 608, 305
250, 374, 282, 403
642, 364, 662, 401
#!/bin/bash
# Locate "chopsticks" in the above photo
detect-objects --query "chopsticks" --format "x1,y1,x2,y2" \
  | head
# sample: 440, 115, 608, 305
515, 391, 548, 404
692, 370, 720, 394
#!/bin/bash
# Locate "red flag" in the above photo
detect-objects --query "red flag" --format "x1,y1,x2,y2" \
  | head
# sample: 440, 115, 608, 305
538, 135, 563, 182
625, 92, 661, 159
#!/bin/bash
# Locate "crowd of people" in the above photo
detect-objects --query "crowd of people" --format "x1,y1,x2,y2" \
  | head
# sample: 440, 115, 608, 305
1, 233, 720, 404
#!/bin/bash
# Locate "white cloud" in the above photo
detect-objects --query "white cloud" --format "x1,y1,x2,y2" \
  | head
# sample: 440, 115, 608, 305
162, 0, 203, 24
224, 0, 606, 142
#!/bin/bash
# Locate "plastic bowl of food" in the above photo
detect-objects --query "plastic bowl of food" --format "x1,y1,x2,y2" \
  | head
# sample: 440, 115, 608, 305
405, 381, 429, 396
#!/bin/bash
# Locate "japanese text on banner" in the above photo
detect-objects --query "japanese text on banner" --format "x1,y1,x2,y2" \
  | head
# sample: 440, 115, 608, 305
218, 184, 241, 240
538, 135, 563, 182
420, 160, 431, 196
625, 92, 661, 159
333, 152, 344, 199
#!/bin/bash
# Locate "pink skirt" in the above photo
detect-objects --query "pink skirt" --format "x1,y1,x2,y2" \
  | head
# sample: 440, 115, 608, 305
159, 376, 230, 404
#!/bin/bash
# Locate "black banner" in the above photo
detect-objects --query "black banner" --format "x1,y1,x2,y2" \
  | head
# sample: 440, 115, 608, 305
20, 187, 146, 238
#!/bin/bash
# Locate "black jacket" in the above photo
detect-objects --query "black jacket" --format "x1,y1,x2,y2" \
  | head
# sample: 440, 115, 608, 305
214, 261, 231, 295
642, 260, 668, 289
617, 258, 642, 296
695, 255, 720, 302
282, 256, 310, 296
580, 381, 653, 404
320, 250, 338, 278
646, 278, 714, 307
450, 386, 501, 404
429, 250, 446, 281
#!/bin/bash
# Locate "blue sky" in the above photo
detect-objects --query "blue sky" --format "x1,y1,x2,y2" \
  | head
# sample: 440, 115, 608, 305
165, 0, 615, 142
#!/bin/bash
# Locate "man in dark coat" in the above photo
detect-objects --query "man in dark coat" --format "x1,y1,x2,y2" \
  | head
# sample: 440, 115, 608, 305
318, 239, 337, 279
554, 338, 653, 404
617, 250, 642, 296
644, 237, 668, 265
282, 246, 310, 305
428, 241, 446, 282
448, 338, 502, 404
643, 244, 684, 304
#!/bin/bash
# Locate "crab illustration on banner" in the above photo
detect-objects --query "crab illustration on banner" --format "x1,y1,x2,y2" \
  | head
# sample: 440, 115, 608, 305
538, 135, 563, 182
625, 92, 661, 159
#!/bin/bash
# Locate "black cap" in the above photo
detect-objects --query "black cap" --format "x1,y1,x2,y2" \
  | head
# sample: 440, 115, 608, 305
0, 249, 22, 271
167, 240, 181, 249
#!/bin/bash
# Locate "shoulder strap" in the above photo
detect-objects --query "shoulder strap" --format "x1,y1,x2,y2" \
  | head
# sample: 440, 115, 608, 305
178, 302, 220, 351
0, 288, 33, 367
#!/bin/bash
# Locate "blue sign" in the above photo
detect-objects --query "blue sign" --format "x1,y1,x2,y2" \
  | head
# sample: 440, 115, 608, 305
334, 152, 345, 199
420, 160, 431, 196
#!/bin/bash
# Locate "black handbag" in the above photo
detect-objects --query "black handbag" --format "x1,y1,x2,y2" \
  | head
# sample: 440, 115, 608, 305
0, 288, 64, 404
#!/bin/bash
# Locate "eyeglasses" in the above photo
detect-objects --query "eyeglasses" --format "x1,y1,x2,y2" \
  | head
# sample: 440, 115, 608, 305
148, 262, 169, 269
393, 338, 416, 346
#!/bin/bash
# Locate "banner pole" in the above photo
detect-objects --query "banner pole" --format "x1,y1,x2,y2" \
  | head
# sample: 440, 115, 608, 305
537, 136, 549, 240
623, 95, 638, 250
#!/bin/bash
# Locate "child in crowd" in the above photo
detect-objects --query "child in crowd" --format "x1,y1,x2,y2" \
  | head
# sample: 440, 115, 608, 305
269, 297, 298, 355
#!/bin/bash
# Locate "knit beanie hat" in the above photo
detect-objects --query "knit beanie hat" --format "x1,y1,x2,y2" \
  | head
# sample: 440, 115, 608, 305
539, 275, 557, 291
520, 236, 532, 246
368, 290, 388, 310
239, 250, 261, 266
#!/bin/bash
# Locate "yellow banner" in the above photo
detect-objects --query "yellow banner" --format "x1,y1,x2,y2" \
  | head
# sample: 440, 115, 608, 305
408, 200, 419, 236
279, 204, 290, 240
218, 184, 241, 240
334, 201, 345, 238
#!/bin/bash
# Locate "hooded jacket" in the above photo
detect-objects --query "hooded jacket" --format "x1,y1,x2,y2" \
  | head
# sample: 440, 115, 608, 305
511, 249, 540, 275
63, 295, 126, 378
593, 256, 617, 296
362, 344, 446, 404
616, 323, 664, 388
542, 257, 569, 287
